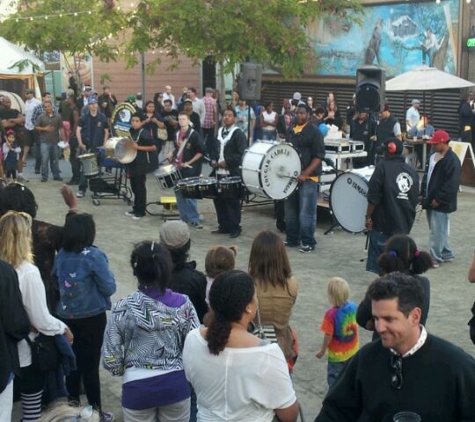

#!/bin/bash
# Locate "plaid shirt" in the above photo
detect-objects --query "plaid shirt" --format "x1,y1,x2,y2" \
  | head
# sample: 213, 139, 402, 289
202, 96, 216, 129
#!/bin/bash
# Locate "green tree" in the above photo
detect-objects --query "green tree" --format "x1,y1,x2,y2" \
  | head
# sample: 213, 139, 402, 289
0, 0, 126, 85
126, 0, 362, 96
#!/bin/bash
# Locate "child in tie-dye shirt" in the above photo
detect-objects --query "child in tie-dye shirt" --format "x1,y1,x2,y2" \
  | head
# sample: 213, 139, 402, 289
316, 277, 359, 387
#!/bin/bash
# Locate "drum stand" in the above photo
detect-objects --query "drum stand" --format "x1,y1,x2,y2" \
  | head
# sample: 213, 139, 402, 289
241, 191, 274, 208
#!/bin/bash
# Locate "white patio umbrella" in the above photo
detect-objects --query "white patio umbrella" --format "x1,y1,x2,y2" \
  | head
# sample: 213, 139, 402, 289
386, 65, 474, 91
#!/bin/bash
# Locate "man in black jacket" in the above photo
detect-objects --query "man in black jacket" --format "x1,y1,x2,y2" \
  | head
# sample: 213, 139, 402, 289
209, 107, 247, 238
421, 130, 461, 267
365, 138, 419, 273
0, 260, 30, 419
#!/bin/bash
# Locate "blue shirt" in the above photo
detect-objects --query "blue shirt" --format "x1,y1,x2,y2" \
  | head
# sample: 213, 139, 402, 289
79, 112, 109, 149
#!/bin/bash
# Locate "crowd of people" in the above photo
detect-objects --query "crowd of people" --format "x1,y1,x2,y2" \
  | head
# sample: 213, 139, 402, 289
0, 83, 473, 422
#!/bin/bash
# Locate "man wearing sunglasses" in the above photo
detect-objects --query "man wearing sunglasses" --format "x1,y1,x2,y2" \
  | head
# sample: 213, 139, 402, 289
315, 273, 475, 422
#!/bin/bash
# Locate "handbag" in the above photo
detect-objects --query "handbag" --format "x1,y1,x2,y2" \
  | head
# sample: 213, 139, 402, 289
26, 333, 60, 372
253, 306, 278, 344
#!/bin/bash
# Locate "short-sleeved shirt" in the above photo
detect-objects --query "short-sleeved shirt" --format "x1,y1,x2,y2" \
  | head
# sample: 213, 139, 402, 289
320, 301, 359, 363
406, 106, 420, 129
78, 112, 109, 149
35, 112, 63, 144
183, 328, 296, 422
288, 122, 325, 177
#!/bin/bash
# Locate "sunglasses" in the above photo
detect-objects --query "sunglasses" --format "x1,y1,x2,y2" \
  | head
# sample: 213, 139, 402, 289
390, 354, 403, 390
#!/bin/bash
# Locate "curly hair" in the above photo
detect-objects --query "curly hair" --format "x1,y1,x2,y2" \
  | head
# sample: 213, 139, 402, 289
377, 234, 432, 275
207, 270, 255, 355
0, 182, 38, 218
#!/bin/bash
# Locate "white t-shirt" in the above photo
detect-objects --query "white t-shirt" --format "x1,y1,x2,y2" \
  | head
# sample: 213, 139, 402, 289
183, 328, 296, 422
16, 260, 66, 367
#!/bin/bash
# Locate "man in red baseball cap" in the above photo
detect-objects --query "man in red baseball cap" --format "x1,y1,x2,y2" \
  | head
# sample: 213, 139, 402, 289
420, 130, 461, 268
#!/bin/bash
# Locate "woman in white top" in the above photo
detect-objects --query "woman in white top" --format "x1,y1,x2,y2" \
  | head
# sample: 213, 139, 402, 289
0, 211, 73, 422
260, 102, 278, 141
183, 270, 298, 422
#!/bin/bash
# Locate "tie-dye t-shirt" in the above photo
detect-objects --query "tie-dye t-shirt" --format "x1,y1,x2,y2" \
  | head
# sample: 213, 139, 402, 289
320, 302, 359, 363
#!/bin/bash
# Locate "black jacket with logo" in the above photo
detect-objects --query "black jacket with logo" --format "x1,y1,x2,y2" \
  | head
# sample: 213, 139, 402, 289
368, 155, 419, 236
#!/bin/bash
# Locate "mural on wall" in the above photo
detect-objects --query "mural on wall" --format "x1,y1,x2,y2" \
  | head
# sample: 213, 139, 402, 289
304, 0, 459, 77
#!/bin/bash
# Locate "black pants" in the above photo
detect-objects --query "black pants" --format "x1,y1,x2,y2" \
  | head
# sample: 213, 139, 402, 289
213, 195, 241, 233
62, 313, 106, 409
34, 132, 42, 172
69, 137, 81, 181
202, 128, 215, 155
130, 173, 147, 216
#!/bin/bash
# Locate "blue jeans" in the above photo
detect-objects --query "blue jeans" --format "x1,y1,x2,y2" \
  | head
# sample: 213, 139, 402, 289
327, 361, 346, 387
426, 209, 454, 262
40, 142, 60, 180
366, 230, 388, 274
261, 129, 277, 141
175, 188, 200, 224
284, 180, 318, 247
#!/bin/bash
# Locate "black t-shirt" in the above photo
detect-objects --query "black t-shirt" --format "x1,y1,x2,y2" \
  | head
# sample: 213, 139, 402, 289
162, 110, 179, 140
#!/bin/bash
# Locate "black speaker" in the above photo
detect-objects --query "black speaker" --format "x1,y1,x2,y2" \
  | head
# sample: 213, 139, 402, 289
238, 63, 262, 101
355, 66, 385, 112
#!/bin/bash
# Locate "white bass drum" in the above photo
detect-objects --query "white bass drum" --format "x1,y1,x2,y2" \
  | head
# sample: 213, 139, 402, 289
241, 141, 301, 200
329, 166, 375, 233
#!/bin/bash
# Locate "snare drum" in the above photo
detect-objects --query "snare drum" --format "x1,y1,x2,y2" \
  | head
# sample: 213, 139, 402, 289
155, 165, 180, 189
241, 141, 301, 200
78, 153, 99, 177
329, 166, 375, 233
198, 178, 218, 199
176, 177, 202, 199
218, 176, 243, 199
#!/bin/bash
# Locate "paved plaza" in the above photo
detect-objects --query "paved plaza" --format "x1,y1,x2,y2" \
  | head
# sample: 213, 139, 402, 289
11, 157, 475, 421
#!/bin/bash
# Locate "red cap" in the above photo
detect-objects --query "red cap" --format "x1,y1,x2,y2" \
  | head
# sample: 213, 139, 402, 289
426, 130, 450, 144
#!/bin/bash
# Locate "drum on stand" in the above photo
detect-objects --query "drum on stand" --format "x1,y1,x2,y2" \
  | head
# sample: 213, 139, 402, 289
241, 141, 301, 200
155, 165, 180, 189
175, 177, 203, 199
78, 153, 99, 177
329, 166, 375, 233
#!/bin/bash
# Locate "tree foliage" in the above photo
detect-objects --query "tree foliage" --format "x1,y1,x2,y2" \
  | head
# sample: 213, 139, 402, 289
0, 0, 126, 63
1, 0, 363, 81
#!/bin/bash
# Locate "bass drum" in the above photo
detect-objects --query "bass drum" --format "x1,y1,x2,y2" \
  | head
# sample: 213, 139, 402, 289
329, 166, 375, 233
241, 141, 301, 200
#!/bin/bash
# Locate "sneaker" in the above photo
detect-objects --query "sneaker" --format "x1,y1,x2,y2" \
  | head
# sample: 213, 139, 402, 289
132, 214, 144, 220
41, 178, 47, 183
53, 176, 63, 181
443, 257, 455, 263
284, 241, 299, 247
100, 411, 115, 422
67, 179, 80, 185
189, 221, 203, 229
299, 245, 315, 253
76, 191, 85, 198
18, 175, 29, 183
124, 211, 136, 217
432, 260, 440, 269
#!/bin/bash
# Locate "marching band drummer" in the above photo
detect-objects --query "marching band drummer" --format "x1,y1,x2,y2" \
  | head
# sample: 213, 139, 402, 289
209, 107, 247, 239
285, 104, 326, 253
124, 113, 157, 220
171, 112, 206, 229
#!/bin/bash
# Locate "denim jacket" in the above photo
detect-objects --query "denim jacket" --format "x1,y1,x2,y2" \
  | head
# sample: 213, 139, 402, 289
53, 246, 116, 319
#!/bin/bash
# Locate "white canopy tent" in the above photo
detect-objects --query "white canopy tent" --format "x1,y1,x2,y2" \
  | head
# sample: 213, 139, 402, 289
0, 37, 45, 97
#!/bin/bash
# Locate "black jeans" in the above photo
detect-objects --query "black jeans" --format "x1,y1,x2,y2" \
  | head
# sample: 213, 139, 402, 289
69, 137, 81, 181
130, 173, 147, 216
62, 313, 107, 409
202, 127, 215, 156
213, 195, 241, 233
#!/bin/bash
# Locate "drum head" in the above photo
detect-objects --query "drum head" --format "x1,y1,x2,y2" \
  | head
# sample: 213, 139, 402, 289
329, 171, 372, 233
242, 142, 301, 200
